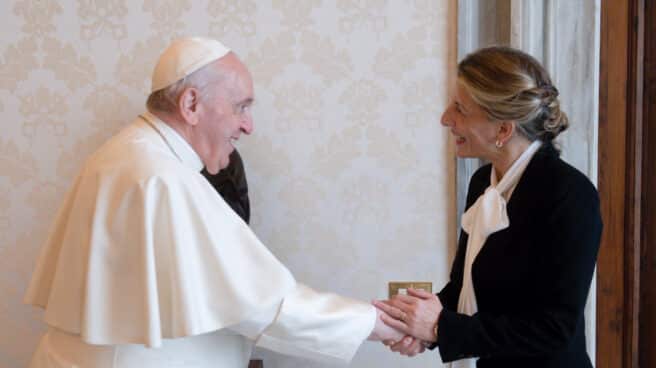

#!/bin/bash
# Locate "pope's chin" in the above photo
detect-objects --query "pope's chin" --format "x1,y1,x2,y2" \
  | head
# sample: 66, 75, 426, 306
205, 157, 230, 175
205, 156, 229, 175
207, 145, 234, 174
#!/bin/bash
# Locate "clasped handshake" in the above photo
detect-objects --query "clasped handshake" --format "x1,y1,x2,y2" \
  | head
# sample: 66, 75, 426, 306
368, 288, 443, 357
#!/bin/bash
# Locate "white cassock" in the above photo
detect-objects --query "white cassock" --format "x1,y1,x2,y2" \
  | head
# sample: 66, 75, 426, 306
24, 112, 376, 368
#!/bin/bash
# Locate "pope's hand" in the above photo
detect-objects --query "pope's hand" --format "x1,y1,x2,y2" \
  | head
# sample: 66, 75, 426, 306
367, 308, 405, 342
383, 336, 426, 357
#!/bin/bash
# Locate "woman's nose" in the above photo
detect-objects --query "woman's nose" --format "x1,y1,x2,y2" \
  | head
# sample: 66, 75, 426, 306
440, 109, 453, 127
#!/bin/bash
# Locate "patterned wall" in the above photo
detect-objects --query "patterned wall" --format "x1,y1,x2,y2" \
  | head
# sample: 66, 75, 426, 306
0, 1, 456, 367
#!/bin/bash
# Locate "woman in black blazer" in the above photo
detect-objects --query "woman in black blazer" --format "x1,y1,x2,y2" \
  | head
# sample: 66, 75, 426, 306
375, 46, 602, 368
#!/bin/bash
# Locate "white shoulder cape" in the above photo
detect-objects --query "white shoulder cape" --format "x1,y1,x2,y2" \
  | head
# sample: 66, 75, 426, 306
24, 114, 296, 348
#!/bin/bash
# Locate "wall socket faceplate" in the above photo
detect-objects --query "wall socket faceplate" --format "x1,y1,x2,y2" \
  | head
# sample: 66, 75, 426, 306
388, 281, 432, 298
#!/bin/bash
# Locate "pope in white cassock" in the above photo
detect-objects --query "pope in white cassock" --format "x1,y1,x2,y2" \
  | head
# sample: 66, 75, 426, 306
24, 37, 403, 368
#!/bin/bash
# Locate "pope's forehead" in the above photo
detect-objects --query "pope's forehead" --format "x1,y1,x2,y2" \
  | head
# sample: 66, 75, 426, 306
215, 55, 251, 80
208, 58, 253, 99
217, 53, 247, 72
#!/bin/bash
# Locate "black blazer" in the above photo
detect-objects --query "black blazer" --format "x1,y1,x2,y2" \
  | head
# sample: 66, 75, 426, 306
436, 144, 602, 368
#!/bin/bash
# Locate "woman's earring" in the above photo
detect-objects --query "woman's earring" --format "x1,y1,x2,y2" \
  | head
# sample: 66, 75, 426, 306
495, 140, 503, 148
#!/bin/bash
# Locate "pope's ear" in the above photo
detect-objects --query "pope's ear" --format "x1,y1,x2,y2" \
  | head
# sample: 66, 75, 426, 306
178, 87, 201, 126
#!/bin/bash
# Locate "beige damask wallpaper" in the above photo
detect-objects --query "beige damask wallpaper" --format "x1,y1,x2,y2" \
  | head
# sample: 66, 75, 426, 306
0, 1, 456, 367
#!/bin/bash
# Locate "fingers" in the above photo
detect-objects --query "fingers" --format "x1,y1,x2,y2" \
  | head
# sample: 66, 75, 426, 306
385, 298, 415, 314
373, 300, 408, 322
404, 342, 424, 356
389, 337, 412, 352
388, 336, 425, 357
392, 293, 421, 305
379, 311, 409, 333
407, 288, 434, 299
372, 300, 393, 314
378, 297, 412, 310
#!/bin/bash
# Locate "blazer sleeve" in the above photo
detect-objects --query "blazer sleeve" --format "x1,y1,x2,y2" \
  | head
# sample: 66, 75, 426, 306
437, 232, 467, 310
436, 173, 603, 362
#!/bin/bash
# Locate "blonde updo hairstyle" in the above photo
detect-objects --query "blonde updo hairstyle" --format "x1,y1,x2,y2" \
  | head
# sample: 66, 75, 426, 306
457, 46, 568, 145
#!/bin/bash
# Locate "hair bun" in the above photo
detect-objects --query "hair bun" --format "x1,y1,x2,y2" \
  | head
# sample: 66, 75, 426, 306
541, 84, 559, 101
540, 98, 568, 141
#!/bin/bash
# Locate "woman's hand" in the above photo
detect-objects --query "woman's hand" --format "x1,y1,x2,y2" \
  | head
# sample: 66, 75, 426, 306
373, 288, 443, 342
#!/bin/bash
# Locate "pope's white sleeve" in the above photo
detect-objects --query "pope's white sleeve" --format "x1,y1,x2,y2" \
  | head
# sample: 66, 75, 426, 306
228, 302, 280, 340
229, 283, 376, 365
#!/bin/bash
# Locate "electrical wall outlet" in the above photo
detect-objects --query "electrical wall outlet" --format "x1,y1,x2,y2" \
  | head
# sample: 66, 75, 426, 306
388, 281, 432, 298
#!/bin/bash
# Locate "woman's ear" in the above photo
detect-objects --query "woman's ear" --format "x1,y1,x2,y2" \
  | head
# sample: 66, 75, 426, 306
496, 121, 516, 146
178, 87, 201, 126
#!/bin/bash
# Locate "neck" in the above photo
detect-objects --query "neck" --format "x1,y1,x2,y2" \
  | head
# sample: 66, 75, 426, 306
491, 138, 532, 179
149, 109, 211, 171
150, 110, 194, 143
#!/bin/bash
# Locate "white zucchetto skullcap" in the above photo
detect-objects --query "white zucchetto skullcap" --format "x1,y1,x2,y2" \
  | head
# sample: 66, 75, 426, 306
151, 37, 231, 92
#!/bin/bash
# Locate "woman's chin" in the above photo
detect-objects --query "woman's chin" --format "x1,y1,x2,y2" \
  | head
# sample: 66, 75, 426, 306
454, 148, 471, 158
